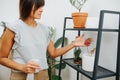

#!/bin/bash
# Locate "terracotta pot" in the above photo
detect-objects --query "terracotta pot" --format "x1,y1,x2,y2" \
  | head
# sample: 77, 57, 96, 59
72, 12, 88, 28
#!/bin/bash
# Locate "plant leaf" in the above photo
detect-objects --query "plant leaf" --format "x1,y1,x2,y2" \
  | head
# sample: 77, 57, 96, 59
69, 0, 88, 11
48, 27, 56, 40
52, 75, 62, 80
74, 48, 81, 58
54, 37, 68, 48
47, 68, 51, 78
53, 63, 66, 69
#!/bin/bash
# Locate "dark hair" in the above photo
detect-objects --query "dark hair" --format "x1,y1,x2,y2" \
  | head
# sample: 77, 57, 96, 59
19, 0, 45, 20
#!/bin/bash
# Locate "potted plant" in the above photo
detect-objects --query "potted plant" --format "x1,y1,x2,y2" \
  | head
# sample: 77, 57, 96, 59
70, 0, 88, 28
73, 47, 82, 64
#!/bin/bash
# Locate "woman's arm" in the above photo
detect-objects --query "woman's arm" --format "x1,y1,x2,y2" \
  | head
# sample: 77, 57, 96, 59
47, 35, 85, 58
0, 28, 21, 70
0, 28, 39, 73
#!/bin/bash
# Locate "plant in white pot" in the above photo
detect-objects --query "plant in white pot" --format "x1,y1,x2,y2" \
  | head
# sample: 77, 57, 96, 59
70, 0, 88, 28
82, 38, 96, 72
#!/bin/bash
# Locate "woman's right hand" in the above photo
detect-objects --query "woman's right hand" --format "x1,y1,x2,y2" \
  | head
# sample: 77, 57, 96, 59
72, 34, 93, 47
21, 61, 40, 74
72, 34, 86, 47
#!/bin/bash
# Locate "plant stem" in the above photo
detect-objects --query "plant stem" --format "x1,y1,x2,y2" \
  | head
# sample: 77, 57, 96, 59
79, 8, 81, 12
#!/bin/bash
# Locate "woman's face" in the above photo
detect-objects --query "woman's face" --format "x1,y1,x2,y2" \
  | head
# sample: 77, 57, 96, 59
30, 6, 43, 19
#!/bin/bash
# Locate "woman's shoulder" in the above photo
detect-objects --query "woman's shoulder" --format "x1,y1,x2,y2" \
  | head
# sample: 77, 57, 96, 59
37, 22, 48, 28
12, 19, 22, 27
5, 19, 20, 27
3, 19, 21, 34
37, 22, 49, 31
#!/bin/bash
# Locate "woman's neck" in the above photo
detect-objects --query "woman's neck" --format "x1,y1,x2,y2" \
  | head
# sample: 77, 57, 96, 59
23, 18, 37, 27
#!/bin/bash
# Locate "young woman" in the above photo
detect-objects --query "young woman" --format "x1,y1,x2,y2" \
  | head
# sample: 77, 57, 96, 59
0, 0, 87, 80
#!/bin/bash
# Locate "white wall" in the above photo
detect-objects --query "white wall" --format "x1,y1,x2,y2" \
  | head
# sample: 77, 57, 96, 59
0, 0, 120, 80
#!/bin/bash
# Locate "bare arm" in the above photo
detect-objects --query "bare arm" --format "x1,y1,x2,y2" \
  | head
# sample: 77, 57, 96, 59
47, 35, 85, 58
0, 28, 22, 70
0, 28, 39, 73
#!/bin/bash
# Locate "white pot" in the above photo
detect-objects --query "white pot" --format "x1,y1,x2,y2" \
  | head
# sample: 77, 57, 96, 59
82, 53, 95, 72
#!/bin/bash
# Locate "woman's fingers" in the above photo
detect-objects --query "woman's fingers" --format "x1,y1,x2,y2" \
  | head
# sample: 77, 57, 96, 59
73, 35, 86, 47
73, 34, 93, 47
27, 61, 40, 69
81, 34, 84, 37
22, 61, 40, 73
26, 65, 36, 73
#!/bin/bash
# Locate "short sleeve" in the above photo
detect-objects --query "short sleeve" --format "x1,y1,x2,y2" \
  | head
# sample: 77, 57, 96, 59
5, 22, 20, 49
46, 26, 51, 45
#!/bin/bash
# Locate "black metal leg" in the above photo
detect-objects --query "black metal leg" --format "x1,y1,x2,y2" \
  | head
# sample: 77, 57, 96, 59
115, 13, 120, 80
77, 71, 79, 80
116, 76, 119, 80
58, 56, 63, 80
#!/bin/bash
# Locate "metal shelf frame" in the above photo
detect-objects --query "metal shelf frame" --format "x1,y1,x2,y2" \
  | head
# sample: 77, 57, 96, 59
62, 58, 116, 79
58, 10, 120, 80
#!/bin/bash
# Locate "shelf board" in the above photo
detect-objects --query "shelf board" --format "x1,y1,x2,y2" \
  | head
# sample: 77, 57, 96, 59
65, 28, 119, 32
62, 58, 116, 79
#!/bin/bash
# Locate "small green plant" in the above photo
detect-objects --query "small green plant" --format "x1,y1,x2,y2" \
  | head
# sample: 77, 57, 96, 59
73, 47, 82, 64
70, 0, 88, 12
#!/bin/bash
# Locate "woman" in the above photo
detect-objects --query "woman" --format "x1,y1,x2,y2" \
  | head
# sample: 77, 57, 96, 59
0, 0, 87, 80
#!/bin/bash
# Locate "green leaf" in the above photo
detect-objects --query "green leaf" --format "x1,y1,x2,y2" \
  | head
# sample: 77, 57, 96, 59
74, 48, 81, 58
52, 75, 62, 80
48, 27, 56, 39
53, 63, 66, 69
47, 68, 51, 78
69, 0, 88, 11
54, 37, 63, 47
54, 37, 68, 48
84, 0, 88, 3
64, 38, 68, 46
1, 21, 6, 27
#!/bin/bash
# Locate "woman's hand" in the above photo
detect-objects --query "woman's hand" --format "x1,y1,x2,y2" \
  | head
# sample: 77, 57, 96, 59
72, 34, 86, 47
21, 61, 40, 74
72, 34, 93, 47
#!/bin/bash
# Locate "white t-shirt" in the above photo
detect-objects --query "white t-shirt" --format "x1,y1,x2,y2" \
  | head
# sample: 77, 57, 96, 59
5, 19, 50, 72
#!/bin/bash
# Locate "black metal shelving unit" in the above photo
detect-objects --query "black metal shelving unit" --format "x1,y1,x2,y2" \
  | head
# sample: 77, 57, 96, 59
58, 10, 120, 80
